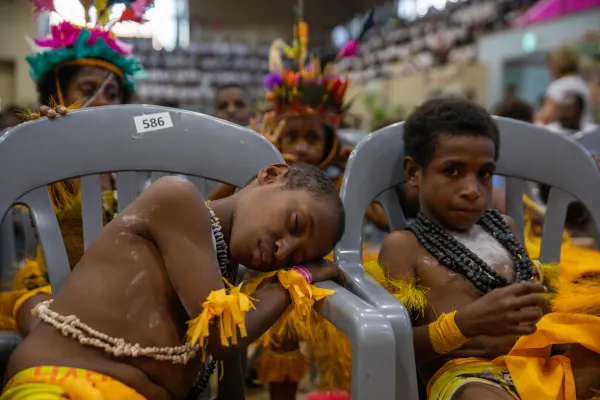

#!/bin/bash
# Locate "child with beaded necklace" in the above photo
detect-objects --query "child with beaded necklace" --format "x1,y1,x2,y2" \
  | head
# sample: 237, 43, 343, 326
372, 98, 600, 400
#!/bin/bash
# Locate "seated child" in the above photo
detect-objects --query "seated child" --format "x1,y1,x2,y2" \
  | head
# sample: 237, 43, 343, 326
373, 98, 600, 400
4, 164, 345, 400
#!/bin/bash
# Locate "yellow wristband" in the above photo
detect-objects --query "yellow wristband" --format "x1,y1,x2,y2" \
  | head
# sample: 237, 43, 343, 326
428, 311, 469, 354
12, 285, 52, 320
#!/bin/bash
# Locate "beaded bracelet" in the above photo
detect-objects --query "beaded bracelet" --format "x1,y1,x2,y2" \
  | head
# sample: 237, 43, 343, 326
292, 266, 313, 284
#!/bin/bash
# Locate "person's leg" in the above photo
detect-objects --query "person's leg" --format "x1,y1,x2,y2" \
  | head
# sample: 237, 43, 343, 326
269, 379, 299, 400
267, 338, 302, 400
452, 383, 515, 400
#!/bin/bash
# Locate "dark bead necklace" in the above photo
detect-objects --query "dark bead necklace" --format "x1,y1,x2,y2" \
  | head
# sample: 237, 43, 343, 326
186, 204, 229, 400
407, 209, 535, 294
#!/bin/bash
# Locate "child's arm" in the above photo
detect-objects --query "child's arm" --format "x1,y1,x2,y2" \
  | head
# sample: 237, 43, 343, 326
379, 231, 444, 368
138, 177, 292, 360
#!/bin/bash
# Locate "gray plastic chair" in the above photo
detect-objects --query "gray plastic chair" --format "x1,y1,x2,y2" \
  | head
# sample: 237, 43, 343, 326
0, 105, 395, 400
577, 128, 600, 156
338, 129, 368, 148
336, 117, 600, 399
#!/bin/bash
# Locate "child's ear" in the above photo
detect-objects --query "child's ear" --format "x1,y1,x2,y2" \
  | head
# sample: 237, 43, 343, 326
404, 156, 420, 188
257, 164, 290, 185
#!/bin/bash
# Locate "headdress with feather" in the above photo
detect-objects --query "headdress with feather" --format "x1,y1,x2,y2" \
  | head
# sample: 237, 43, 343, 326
263, 7, 374, 129
25, 0, 152, 106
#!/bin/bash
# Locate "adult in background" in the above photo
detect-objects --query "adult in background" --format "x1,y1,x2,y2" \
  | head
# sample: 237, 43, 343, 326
536, 47, 593, 125
546, 91, 598, 135
212, 83, 253, 127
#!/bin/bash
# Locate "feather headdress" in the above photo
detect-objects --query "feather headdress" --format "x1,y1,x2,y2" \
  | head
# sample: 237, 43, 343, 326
264, 18, 352, 128
24, 0, 153, 93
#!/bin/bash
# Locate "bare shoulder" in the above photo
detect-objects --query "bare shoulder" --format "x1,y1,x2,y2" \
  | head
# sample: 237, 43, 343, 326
122, 176, 211, 232
379, 230, 419, 279
140, 176, 204, 206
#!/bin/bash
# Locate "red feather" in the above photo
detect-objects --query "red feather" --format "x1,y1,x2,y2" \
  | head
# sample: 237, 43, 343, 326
119, 0, 153, 23
306, 391, 351, 400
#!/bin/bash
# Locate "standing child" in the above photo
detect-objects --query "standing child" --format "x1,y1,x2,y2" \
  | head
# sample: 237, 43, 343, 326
369, 98, 600, 400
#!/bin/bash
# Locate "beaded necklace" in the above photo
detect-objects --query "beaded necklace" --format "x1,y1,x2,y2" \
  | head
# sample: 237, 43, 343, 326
407, 209, 535, 294
186, 202, 230, 399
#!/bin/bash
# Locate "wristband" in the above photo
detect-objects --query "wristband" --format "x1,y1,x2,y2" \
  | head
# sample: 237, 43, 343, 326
292, 266, 312, 284
428, 311, 469, 354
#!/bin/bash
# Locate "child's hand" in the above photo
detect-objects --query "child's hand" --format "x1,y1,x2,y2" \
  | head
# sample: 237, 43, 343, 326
302, 260, 346, 286
455, 283, 546, 338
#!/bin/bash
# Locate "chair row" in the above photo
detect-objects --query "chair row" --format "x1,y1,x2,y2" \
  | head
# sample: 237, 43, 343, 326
1, 108, 600, 400
0, 106, 395, 400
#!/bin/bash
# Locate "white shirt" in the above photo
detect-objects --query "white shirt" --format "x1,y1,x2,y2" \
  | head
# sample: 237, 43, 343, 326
546, 75, 594, 124
546, 121, 598, 136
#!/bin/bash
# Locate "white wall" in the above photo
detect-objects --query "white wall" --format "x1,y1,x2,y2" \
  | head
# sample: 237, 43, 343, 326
0, 0, 39, 107
478, 11, 600, 108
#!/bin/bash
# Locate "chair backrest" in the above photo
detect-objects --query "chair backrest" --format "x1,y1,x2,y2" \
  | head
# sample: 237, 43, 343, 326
576, 128, 600, 155
338, 129, 368, 148
0, 105, 284, 294
337, 117, 600, 271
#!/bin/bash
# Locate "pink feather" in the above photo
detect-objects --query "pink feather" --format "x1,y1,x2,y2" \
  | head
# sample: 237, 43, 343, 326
338, 40, 359, 59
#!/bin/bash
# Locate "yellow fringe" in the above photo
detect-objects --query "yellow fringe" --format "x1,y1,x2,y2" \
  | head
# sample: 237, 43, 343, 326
48, 180, 81, 214
245, 270, 335, 347
246, 269, 347, 388
186, 279, 255, 355
309, 318, 352, 392
12, 252, 49, 292
254, 347, 308, 383
363, 260, 429, 318
552, 276, 600, 317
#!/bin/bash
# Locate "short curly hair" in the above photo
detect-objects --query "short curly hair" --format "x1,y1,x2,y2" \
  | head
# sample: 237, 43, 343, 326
245, 164, 345, 245
404, 98, 500, 166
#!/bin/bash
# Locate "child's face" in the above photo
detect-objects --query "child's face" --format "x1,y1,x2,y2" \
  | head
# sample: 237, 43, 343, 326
279, 115, 327, 166
213, 87, 252, 127
230, 166, 339, 271
65, 67, 123, 107
407, 134, 496, 231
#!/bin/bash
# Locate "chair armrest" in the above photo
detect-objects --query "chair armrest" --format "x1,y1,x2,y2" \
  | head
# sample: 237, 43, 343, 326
315, 280, 396, 400
340, 263, 420, 400
0, 332, 21, 364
